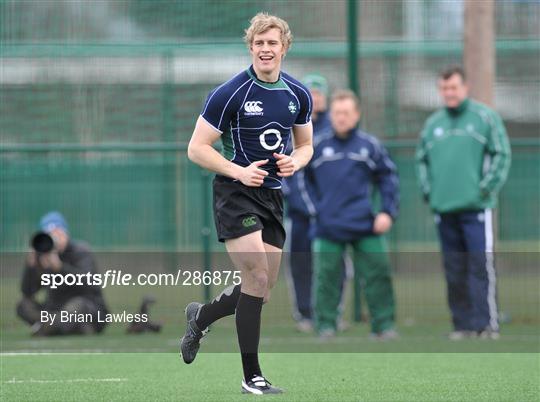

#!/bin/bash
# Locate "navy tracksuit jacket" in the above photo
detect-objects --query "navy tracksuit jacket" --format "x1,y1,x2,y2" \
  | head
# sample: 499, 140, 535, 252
305, 129, 399, 242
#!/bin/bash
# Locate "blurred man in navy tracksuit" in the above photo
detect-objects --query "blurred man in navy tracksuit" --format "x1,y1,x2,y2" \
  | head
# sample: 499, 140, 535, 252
283, 74, 332, 331
305, 89, 399, 339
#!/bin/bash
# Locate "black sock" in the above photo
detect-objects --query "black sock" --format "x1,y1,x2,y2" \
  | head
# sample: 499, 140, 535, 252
195, 284, 241, 330
236, 292, 263, 381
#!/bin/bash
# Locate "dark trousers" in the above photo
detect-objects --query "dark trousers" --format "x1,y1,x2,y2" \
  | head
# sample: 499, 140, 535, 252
17, 296, 105, 335
288, 212, 314, 320
436, 209, 498, 332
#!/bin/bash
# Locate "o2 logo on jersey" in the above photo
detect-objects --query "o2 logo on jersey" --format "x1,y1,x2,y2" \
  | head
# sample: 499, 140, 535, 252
244, 101, 264, 116
259, 129, 284, 153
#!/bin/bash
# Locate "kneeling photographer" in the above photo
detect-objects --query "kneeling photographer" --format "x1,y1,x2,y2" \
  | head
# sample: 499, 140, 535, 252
16, 211, 109, 336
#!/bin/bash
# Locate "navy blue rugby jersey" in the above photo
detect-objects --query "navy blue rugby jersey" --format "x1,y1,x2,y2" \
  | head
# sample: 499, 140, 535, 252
200, 65, 313, 189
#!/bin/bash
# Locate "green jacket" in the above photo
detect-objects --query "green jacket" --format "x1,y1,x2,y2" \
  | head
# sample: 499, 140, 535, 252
416, 98, 511, 213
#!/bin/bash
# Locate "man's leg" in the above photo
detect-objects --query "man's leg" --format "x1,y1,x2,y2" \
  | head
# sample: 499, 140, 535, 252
352, 236, 395, 335
58, 297, 99, 335
351, 253, 364, 323
16, 297, 42, 326
263, 241, 283, 303
180, 230, 272, 371
312, 238, 346, 334
436, 213, 472, 332
34, 297, 98, 336
287, 212, 313, 321
461, 209, 499, 333
225, 231, 269, 382
194, 284, 241, 331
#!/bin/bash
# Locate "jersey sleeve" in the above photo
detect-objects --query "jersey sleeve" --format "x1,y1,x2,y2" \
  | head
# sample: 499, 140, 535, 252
200, 84, 238, 134
294, 85, 313, 126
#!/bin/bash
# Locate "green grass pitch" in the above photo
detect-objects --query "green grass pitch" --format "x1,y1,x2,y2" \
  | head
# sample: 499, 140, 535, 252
1, 268, 538, 401
1, 352, 539, 401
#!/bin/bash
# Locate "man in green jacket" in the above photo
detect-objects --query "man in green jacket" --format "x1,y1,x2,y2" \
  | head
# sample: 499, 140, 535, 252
416, 66, 511, 339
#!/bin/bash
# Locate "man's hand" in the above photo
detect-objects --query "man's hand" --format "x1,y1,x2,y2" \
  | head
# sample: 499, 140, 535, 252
274, 153, 298, 177
237, 159, 269, 187
373, 212, 393, 234
39, 251, 62, 271
26, 251, 38, 268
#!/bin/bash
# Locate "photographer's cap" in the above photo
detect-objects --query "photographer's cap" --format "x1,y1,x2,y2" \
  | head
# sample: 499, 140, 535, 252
39, 211, 68, 233
302, 73, 329, 96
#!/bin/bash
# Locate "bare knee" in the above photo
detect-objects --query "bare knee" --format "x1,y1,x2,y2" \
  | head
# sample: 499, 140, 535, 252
243, 268, 269, 296
251, 269, 269, 290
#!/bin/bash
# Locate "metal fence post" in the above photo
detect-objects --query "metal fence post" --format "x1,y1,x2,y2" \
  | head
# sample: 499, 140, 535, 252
162, 50, 178, 252
347, 0, 359, 95
201, 169, 212, 303
384, 56, 399, 137
348, 0, 364, 322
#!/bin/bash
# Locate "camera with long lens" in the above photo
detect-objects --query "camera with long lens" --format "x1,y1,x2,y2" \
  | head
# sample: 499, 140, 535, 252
30, 231, 55, 254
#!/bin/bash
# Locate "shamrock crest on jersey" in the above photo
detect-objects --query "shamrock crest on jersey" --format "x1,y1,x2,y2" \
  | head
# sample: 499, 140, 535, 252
288, 101, 297, 114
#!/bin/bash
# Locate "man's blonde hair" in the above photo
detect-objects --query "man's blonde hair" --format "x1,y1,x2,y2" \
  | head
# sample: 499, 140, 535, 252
331, 89, 361, 111
244, 12, 293, 51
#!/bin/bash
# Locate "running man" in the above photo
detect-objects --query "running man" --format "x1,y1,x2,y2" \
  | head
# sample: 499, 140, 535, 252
181, 13, 313, 395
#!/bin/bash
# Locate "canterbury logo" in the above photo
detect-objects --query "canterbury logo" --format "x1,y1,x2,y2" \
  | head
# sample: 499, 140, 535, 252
244, 101, 263, 114
242, 216, 257, 228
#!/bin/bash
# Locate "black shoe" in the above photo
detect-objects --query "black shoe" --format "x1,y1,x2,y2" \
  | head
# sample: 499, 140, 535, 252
180, 302, 208, 364
241, 375, 283, 395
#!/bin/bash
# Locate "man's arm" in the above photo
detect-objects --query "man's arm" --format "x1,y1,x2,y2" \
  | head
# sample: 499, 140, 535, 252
188, 116, 269, 187
300, 160, 319, 217
58, 248, 96, 276
479, 111, 511, 197
372, 141, 399, 234
21, 254, 43, 297
415, 128, 431, 202
37, 244, 95, 277
274, 122, 314, 177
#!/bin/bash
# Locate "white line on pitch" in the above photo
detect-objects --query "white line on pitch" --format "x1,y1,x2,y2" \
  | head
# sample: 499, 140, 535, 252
5, 377, 128, 384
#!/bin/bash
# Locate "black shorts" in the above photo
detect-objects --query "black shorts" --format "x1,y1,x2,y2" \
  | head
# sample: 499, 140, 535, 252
213, 175, 285, 249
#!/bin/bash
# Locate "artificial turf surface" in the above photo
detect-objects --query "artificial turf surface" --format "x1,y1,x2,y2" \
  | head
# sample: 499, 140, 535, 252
1, 264, 538, 400
1, 352, 539, 401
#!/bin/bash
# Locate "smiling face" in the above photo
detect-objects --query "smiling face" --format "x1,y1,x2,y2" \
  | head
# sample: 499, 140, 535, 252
250, 28, 287, 81
438, 73, 468, 108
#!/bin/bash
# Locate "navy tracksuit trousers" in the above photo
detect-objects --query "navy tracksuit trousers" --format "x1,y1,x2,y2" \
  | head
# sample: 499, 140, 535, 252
435, 209, 499, 332
288, 211, 314, 320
